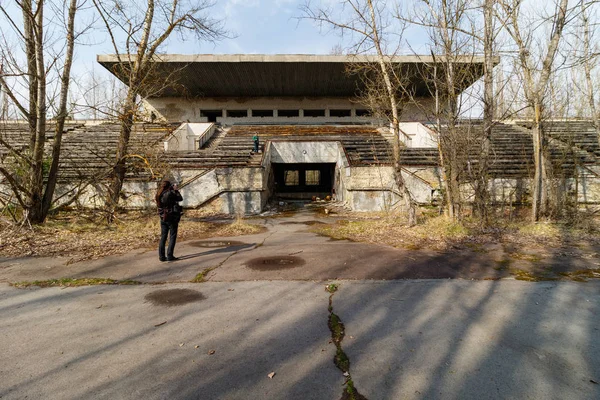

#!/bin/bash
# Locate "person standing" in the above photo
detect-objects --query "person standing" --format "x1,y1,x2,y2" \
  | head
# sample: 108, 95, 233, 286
252, 134, 259, 153
156, 180, 183, 262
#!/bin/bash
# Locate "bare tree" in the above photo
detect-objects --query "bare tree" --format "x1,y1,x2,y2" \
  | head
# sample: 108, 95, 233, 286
0, 0, 84, 224
302, 0, 418, 226
496, 0, 572, 221
579, 0, 600, 141
92, 0, 226, 219
403, 0, 481, 220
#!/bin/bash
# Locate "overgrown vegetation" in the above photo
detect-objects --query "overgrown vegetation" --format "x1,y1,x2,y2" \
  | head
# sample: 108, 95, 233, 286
312, 210, 600, 252
0, 211, 263, 262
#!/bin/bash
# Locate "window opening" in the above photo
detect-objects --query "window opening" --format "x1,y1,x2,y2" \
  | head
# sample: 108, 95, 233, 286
284, 170, 299, 186
305, 170, 321, 186
355, 109, 370, 117
278, 109, 300, 117
252, 109, 273, 117
330, 109, 351, 117
227, 110, 247, 118
304, 109, 325, 117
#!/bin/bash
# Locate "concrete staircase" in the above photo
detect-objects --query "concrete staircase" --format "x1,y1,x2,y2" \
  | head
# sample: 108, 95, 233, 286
398, 121, 600, 179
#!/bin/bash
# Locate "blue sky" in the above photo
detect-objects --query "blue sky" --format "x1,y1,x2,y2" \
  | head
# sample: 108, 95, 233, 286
82, 0, 344, 63
70, 0, 352, 88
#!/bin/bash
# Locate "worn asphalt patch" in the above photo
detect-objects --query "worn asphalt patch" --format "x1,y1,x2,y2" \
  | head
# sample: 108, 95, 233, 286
145, 289, 205, 306
245, 256, 306, 271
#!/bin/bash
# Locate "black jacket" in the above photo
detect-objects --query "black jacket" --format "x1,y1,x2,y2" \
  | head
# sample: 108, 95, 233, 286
158, 188, 183, 221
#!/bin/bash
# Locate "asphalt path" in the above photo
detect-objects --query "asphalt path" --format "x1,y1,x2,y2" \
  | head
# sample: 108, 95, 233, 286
0, 280, 598, 400
3, 211, 593, 285
1, 211, 599, 399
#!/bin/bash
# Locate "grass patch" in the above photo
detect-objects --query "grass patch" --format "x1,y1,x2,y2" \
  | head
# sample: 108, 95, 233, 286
508, 252, 543, 263
191, 267, 216, 283
508, 268, 558, 282
312, 211, 600, 253
312, 214, 471, 251
325, 283, 338, 294
11, 277, 142, 288
558, 268, 600, 282
212, 217, 263, 237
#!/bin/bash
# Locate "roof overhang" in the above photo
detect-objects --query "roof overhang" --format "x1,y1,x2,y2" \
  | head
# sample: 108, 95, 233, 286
97, 54, 495, 98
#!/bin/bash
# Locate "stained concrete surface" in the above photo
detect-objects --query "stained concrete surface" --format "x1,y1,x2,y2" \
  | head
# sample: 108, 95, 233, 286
0, 280, 598, 400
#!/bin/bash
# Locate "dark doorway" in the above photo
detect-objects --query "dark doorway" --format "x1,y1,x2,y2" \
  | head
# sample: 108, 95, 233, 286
272, 163, 335, 200
200, 109, 222, 122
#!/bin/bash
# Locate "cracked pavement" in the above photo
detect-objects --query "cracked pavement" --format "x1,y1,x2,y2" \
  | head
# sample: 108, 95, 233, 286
1, 211, 599, 399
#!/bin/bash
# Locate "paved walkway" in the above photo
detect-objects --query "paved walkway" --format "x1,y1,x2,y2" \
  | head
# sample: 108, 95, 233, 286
1, 280, 598, 399
1, 210, 599, 399
2, 210, 597, 285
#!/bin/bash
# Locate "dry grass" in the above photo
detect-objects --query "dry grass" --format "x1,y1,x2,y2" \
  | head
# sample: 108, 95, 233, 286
11, 278, 142, 288
312, 211, 600, 251
313, 213, 472, 251
0, 211, 264, 262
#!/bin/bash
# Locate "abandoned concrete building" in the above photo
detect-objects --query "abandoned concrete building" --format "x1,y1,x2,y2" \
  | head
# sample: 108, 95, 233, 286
2, 54, 600, 214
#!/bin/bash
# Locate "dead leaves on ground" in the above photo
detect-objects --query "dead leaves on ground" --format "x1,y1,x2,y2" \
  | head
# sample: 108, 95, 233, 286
0, 212, 263, 262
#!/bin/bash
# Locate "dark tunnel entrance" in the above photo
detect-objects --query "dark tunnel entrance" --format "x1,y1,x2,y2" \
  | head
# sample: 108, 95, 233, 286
272, 163, 335, 200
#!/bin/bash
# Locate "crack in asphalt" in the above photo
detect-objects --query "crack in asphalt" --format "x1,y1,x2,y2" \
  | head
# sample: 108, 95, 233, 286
326, 284, 368, 400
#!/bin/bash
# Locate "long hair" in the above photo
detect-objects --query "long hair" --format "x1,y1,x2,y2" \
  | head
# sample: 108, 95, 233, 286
155, 180, 171, 207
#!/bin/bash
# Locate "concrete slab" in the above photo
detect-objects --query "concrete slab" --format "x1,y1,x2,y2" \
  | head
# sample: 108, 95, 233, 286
334, 280, 600, 400
1, 280, 598, 400
0, 282, 339, 400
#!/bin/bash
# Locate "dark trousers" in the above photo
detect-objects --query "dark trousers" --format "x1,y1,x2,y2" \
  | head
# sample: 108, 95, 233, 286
253, 140, 259, 152
159, 218, 179, 259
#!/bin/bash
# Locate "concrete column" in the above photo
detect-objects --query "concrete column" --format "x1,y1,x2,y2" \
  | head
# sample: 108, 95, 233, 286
299, 109, 304, 117
351, 109, 356, 117
273, 109, 278, 117
248, 109, 253, 117
223, 110, 228, 118
325, 109, 330, 117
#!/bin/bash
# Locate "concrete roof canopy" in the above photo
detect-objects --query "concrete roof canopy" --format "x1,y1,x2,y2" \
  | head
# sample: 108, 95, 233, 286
97, 54, 491, 98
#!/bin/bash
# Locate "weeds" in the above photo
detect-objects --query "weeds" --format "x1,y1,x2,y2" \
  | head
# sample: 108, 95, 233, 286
11, 278, 142, 288
0, 211, 264, 262
191, 267, 216, 283
312, 211, 600, 252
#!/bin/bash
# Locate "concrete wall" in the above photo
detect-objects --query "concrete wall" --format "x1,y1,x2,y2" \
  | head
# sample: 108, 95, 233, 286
145, 96, 435, 124
270, 141, 340, 163
400, 122, 437, 148
165, 123, 215, 151
8, 166, 600, 216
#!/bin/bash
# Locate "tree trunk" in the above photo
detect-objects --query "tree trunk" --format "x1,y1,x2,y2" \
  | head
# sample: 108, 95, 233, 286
531, 102, 544, 221
28, 1, 46, 224
475, 0, 494, 221
581, 1, 600, 142
40, 0, 78, 222
23, 0, 37, 151
107, 90, 136, 218
366, 0, 417, 226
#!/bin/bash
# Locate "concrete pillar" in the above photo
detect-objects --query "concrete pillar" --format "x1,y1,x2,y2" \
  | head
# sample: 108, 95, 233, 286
299, 109, 304, 117
248, 109, 253, 117
273, 109, 278, 117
